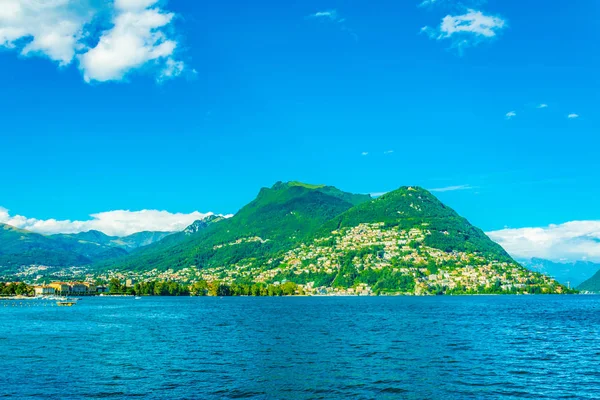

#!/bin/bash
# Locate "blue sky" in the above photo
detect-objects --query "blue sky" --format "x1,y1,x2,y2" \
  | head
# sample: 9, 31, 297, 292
0, 0, 598, 260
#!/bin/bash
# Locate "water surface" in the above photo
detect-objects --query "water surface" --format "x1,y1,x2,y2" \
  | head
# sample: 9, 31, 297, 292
1, 296, 599, 399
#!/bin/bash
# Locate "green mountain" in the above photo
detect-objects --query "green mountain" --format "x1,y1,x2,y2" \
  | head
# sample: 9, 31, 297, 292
101, 182, 369, 272
51, 230, 174, 251
0, 223, 125, 269
319, 186, 512, 262
0, 224, 175, 272
116, 214, 228, 260
103, 183, 566, 295
577, 269, 600, 292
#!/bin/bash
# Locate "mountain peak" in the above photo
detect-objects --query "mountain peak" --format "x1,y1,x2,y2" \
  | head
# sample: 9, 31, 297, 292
270, 181, 327, 191
184, 214, 226, 235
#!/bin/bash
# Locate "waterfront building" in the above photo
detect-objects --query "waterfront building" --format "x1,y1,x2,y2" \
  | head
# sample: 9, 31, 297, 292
33, 286, 55, 296
47, 282, 98, 296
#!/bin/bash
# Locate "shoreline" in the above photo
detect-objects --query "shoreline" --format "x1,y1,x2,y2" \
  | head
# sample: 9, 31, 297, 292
1, 293, 595, 300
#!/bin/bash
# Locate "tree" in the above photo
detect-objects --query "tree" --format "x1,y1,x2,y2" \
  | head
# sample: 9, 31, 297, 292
109, 278, 123, 294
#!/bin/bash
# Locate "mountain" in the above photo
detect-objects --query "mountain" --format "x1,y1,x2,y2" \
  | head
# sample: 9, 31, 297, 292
103, 183, 566, 295
51, 230, 175, 251
100, 182, 369, 272
0, 223, 176, 272
0, 223, 125, 269
577, 269, 600, 292
184, 215, 227, 235
318, 186, 512, 262
520, 258, 600, 288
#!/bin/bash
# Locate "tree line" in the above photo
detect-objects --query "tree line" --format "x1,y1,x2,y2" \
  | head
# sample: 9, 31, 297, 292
107, 278, 302, 297
0, 282, 33, 296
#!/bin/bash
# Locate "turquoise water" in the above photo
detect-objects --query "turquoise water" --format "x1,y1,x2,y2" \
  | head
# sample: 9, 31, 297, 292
1, 296, 599, 399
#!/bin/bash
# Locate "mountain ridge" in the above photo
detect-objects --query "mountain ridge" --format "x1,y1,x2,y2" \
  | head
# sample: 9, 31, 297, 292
577, 269, 600, 292
92, 182, 567, 295
519, 257, 600, 287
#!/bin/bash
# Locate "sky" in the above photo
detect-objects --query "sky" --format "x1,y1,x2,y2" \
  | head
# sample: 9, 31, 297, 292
0, 0, 598, 261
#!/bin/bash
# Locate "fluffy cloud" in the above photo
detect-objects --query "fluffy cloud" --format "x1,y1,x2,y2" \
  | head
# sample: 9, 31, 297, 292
0, 0, 93, 65
0, 207, 230, 237
79, 0, 181, 82
537, 103, 548, 109
567, 113, 580, 119
0, 0, 186, 82
505, 111, 516, 119
422, 9, 506, 53
487, 221, 600, 262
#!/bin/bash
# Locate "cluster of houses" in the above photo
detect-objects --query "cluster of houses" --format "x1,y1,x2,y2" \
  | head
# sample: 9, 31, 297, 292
189, 221, 558, 295
33, 282, 108, 296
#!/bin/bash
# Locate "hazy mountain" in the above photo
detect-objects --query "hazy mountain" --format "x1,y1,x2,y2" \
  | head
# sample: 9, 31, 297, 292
52, 230, 175, 251
519, 258, 600, 288
577, 269, 600, 292
0, 223, 126, 268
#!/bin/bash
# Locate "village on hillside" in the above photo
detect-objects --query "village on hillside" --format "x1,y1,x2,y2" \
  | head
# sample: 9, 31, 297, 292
2, 223, 566, 297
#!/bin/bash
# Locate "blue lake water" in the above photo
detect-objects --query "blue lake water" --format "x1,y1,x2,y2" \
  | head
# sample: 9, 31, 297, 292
1, 296, 599, 399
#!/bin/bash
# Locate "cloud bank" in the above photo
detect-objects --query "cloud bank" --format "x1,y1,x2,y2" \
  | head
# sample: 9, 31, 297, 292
0, 207, 230, 237
0, 0, 186, 82
487, 221, 600, 262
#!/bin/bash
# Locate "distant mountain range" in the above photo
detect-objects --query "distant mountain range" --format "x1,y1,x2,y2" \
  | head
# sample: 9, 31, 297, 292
1, 181, 571, 295
0, 224, 175, 270
519, 258, 600, 288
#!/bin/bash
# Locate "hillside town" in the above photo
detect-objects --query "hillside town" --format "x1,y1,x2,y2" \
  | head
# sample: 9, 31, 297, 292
1, 223, 566, 296
191, 223, 564, 295
2, 223, 561, 297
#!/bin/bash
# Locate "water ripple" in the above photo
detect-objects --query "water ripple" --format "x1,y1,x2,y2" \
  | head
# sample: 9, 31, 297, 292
1, 296, 599, 399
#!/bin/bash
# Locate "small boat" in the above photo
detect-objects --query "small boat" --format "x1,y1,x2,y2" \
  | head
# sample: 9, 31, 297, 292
56, 301, 77, 307
135, 296, 142, 300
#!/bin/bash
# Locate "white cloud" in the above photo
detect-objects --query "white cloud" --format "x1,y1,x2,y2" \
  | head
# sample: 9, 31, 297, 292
505, 111, 516, 119
422, 9, 506, 53
361, 152, 369, 156
115, 0, 159, 11
487, 221, 600, 262
0, 207, 229, 237
429, 184, 473, 193
0, 0, 186, 83
384, 150, 394, 155
308, 10, 343, 23
0, 0, 94, 65
537, 103, 548, 109
567, 113, 580, 119
79, 1, 182, 82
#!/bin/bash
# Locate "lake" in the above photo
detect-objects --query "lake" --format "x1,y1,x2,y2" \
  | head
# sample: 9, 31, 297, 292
1, 296, 599, 399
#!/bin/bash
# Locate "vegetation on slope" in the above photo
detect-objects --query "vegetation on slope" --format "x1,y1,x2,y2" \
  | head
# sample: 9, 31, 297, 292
0, 224, 98, 268
103, 182, 369, 271
577, 269, 600, 292
319, 186, 512, 262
